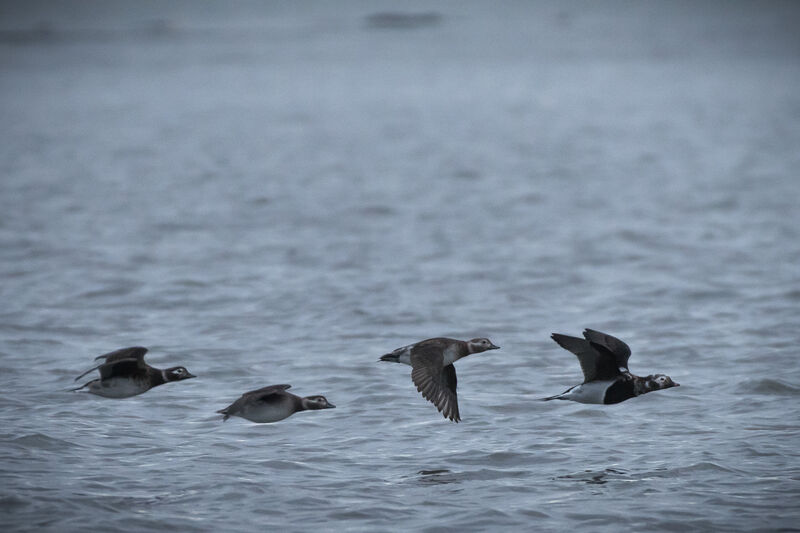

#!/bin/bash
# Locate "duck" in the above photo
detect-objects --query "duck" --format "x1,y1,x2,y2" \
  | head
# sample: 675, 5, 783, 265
217, 384, 335, 423
379, 337, 500, 422
542, 329, 679, 404
72, 346, 195, 398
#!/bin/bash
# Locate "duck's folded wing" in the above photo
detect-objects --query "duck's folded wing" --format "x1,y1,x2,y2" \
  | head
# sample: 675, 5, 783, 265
582, 329, 632, 371
410, 338, 450, 355
551, 333, 619, 382
244, 384, 292, 401
218, 385, 292, 419
97, 358, 144, 380
410, 347, 460, 422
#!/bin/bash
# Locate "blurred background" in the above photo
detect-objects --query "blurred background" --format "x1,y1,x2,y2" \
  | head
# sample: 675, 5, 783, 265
1, 1, 799, 532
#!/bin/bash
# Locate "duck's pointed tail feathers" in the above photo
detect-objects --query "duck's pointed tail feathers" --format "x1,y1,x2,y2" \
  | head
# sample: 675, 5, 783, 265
539, 393, 566, 401
74, 364, 102, 382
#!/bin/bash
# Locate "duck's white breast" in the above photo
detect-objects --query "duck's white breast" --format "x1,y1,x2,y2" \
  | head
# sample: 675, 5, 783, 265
561, 380, 616, 404
88, 378, 148, 399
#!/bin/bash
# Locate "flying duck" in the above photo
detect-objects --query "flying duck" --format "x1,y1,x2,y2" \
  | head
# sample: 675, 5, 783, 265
217, 384, 335, 423
379, 337, 500, 422
542, 329, 679, 404
72, 346, 195, 398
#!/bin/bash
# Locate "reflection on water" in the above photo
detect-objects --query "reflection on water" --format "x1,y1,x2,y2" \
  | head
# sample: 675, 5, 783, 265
417, 469, 456, 485
558, 468, 629, 486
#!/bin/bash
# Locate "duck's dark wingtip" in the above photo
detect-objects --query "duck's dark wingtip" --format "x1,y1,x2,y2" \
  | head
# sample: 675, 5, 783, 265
550, 333, 568, 347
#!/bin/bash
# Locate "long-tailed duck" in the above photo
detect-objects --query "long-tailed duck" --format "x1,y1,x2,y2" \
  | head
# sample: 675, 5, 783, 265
542, 329, 679, 404
379, 337, 500, 422
217, 384, 335, 423
72, 346, 195, 398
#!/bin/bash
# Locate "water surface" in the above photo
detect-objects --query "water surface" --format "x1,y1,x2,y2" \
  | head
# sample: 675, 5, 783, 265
1, 1, 799, 531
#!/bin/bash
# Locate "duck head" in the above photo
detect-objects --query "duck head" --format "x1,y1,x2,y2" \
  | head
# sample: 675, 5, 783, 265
302, 395, 336, 410
164, 366, 196, 382
467, 338, 500, 354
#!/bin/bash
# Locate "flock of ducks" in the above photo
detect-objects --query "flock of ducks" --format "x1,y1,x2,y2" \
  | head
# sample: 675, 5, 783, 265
72, 329, 679, 423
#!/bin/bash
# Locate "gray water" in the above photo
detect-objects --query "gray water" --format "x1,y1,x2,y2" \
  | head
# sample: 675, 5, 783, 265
1, 1, 799, 531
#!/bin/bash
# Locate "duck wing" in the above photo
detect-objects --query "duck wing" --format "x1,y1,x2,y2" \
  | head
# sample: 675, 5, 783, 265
74, 347, 148, 382
243, 384, 292, 402
551, 333, 620, 382
95, 346, 149, 363
217, 385, 292, 420
97, 358, 148, 380
582, 329, 632, 372
410, 346, 460, 422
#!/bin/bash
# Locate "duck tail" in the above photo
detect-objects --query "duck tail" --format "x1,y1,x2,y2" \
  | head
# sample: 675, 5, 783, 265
69, 382, 89, 393
539, 393, 566, 401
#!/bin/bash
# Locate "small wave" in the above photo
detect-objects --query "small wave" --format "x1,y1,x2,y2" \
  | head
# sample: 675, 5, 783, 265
557, 468, 629, 485
739, 378, 800, 396
642, 461, 744, 477
406, 467, 527, 486
0, 494, 29, 511
256, 459, 316, 471
9, 433, 81, 451
357, 205, 396, 217
79, 284, 140, 299
784, 288, 800, 301
365, 12, 443, 30
570, 408, 610, 418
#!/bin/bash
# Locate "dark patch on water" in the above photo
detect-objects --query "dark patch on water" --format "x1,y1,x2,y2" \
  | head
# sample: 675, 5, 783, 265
557, 468, 629, 485
364, 12, 443, 30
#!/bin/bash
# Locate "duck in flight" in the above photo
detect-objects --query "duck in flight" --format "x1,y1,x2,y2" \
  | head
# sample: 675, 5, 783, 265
217, 384, 335, 423
379, 337, 500, 422
542, 329, 679, 404
72, 346, 195, 398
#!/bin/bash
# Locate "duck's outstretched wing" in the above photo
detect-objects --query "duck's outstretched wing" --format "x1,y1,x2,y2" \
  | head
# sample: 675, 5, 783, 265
410, 347, 460, 422
582, 329, 632, 372
551, 333, 620, 382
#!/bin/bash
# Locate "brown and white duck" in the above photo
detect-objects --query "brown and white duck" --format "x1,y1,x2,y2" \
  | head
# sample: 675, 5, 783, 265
217, 384, 335, 423
379, 337, 500, 422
